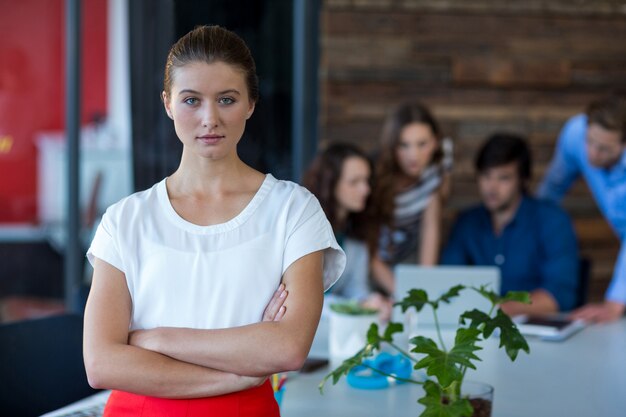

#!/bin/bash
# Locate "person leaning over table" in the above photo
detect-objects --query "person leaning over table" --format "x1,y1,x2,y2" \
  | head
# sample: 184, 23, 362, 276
369, 102, 451, 296
538, 94, 626, 323
83, 25, 345, 417
442, 133, 579, 316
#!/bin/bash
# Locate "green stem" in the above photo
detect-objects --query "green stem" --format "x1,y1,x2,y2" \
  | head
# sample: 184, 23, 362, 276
388, 341, 418, 363
459, 309, 491, 381
445, 380, 461, 401
360, 363, 422, 385
433, 308, 447, 352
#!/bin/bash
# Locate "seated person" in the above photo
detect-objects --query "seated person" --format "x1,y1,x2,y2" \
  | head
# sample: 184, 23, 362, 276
441, 133, 579, 316
303, 143, 392, 320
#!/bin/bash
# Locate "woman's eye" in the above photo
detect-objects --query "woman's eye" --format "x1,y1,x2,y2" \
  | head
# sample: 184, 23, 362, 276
418, 139, 433, 149
219, 97, 235, 105
184, 97, 198, 105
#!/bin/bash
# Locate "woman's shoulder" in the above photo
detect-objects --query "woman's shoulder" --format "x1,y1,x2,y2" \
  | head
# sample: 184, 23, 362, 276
266, 175, 318, 206
421, 163, 444, 183
395, 166, 442, 203
260, 175, 325, 226
103, 179, 164, 219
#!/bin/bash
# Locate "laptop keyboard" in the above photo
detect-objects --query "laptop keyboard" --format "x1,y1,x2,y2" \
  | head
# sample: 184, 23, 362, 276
40, 391, 110, 417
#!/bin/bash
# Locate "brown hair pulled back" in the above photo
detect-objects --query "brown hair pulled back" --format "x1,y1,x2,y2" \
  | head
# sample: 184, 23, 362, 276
163, 25, 259, 103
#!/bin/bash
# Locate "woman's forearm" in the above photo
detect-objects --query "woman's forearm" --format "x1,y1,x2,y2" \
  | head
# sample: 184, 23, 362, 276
85, 340, 263, 398
84, 258, 264, 398
130, 321, 312, 377
129, 252, 325, 377
419, 194, 441, 265
371, 255, 395, 295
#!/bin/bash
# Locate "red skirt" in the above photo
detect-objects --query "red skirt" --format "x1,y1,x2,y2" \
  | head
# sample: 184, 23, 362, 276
103, 380, 280, 417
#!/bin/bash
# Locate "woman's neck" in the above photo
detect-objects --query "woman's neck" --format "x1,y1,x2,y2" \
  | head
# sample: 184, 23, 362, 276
169, 149, 254, 197
396, 172, 420, 191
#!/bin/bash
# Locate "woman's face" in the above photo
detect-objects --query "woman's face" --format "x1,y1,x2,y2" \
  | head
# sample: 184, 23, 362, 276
395, 122, 438, 178
334, 156, 371, 214
162, 61, 255, 161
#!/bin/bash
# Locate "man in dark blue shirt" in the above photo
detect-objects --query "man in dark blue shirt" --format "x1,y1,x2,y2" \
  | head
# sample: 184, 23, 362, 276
442, 133, 579, 316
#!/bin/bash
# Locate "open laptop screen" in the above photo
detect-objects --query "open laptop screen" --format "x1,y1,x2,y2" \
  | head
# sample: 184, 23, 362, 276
393, 265, 501, 329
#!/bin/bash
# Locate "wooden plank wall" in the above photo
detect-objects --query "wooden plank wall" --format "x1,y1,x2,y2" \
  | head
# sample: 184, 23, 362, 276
319, 0, 626, 302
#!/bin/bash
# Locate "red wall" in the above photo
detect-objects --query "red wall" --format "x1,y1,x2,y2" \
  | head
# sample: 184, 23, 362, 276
0, 0, 107, 223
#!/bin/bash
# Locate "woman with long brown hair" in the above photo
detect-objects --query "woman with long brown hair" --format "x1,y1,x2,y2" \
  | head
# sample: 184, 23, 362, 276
304, 143, 391, 318
370, 102, 449, 295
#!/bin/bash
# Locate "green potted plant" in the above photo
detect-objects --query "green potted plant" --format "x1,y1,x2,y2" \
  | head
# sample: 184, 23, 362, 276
327, 301, 380, 363
320, 285, 531, 417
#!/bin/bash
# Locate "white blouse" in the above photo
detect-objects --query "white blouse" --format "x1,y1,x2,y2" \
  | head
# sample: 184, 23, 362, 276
87, 174, 345, 331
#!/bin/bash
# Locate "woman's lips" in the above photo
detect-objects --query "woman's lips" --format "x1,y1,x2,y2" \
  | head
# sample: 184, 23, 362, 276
197, 135, 224, 145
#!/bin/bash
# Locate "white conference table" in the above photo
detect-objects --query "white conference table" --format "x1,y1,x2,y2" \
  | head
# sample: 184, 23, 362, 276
280, 316, 626, 417
43, 317, 626, 417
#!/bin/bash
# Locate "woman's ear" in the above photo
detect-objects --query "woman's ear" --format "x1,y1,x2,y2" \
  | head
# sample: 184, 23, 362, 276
246, 100, 256, 120
162, 91, 173, 120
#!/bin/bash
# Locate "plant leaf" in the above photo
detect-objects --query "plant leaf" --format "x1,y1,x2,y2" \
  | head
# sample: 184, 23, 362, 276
471, 285, 500, 306
364, 322, 404, 349
366, 323, 382, 346
329, 301, 379, 315
500, 291, 531, 304
318, 343, 376, 393
453, 328, 483, 363
418, 380, 473, 417
459, 308, 492, 328
383, 321, 404, 342
411, 329, 482, 388
437, 284, 465, 305
394, 289, 430, 313
320, 322, 405, 393
483, 309, 530, 361
471, 286, 531, 307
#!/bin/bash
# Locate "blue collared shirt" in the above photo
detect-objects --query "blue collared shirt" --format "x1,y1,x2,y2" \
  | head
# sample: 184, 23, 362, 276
538, 114, 626, 304
441, 196, 579, 311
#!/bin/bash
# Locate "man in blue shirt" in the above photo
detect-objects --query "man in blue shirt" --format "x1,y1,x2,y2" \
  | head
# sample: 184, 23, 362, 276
538, 95, 626, 322
442, 133, 579, 316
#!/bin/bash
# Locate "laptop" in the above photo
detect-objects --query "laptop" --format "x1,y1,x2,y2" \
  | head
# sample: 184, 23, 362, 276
393, 265, 501, 330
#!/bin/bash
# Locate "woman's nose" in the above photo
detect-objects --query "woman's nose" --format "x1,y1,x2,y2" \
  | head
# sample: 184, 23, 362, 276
202, 103, 218, 128
409, 145, 422, 159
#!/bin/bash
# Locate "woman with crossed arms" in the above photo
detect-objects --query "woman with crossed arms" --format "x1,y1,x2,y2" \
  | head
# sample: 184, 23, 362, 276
83, 25, 345, 416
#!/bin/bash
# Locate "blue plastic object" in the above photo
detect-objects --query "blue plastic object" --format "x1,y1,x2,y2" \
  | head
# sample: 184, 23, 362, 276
274, 386, 285, 406
346, 352, 413, 389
